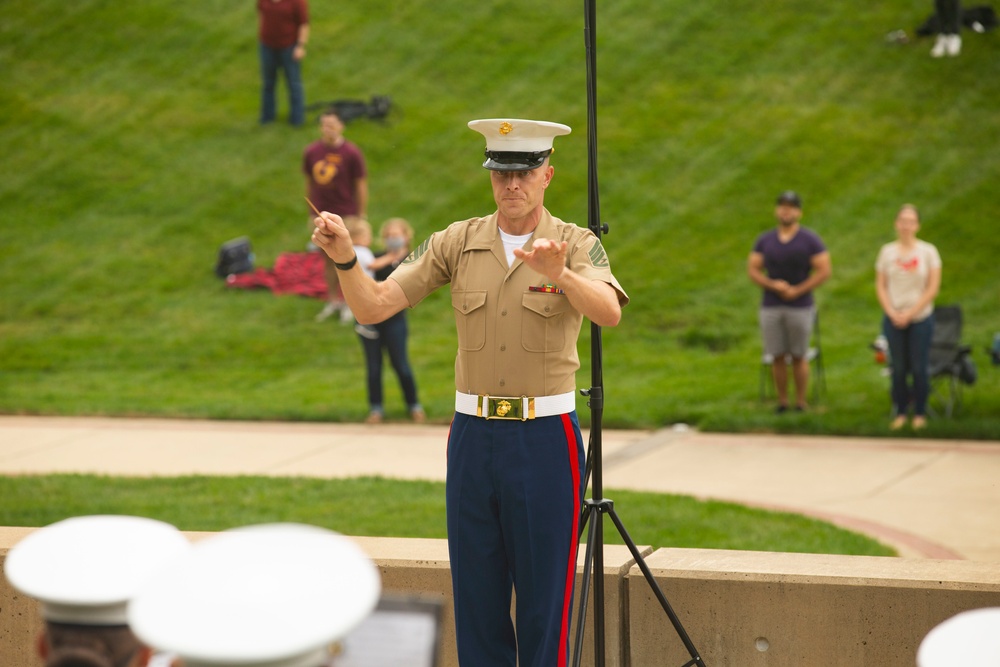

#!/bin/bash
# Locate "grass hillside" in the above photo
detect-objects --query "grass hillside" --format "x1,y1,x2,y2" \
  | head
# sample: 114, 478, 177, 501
1, 0, 998, 437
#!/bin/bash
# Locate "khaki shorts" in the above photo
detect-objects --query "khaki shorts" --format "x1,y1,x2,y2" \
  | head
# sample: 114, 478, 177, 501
760, 306, 815, 359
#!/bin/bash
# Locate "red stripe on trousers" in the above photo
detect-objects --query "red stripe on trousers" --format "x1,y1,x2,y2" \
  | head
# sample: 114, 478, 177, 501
558, 413, 582, 666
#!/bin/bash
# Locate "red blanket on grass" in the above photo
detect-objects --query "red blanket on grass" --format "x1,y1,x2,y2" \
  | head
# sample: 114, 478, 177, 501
226, 251, 328, 299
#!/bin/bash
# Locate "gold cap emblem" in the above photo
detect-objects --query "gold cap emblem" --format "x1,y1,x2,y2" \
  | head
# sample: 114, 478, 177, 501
499, 122, 513, 135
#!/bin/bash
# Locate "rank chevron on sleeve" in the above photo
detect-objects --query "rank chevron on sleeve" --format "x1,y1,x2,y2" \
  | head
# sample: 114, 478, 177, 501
405, 237, 431, 264
588, 240, 609, 268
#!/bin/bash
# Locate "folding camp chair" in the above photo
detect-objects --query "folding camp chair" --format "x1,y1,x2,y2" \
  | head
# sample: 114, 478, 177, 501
759, 310, 826, 404
927, 304, 976, 418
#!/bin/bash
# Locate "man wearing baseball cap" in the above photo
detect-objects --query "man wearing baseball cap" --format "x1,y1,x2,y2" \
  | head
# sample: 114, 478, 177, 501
127, 523, 381, 667
3, 515, 192, 667
748, 190, 831, 412
311, 118, 628, 666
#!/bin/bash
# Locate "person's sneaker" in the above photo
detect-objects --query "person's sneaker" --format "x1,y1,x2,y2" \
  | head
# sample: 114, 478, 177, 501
890, 415, 907, 430
339, 306, 354, 324
315, 302, 340, 322
365, 411, 384, 425
410, 408, 426, 423
775, 405, 789, 414
946, 34, 962, 56
354, 323, 380, 340
930, 34, 948, 57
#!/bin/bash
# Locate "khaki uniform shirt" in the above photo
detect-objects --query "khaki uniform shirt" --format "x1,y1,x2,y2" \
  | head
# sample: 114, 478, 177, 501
389, 208, 628, 397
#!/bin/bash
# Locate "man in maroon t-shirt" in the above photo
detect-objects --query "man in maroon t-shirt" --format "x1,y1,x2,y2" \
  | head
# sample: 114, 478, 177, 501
257, 0, 309, 126
304, 108, 368, 321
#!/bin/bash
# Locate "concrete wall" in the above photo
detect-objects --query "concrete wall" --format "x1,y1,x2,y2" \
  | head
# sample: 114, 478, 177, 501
628, 548, 1000, 667
4, 529, 1000, 667
1, 527, 41, 667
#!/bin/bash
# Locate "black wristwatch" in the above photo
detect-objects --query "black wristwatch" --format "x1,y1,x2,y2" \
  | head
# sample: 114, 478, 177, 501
334, 254, 358, 271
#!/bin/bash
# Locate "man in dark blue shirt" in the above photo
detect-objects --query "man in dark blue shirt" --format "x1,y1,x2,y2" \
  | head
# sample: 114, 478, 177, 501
748, 191, 832, 412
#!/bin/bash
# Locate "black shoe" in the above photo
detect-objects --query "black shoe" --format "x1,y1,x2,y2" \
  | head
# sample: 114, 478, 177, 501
775, 405, 789, 414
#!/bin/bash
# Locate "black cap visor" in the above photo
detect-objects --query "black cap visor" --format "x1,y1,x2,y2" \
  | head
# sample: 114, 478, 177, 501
775, 190, 802, 208
482, 149, 552, 171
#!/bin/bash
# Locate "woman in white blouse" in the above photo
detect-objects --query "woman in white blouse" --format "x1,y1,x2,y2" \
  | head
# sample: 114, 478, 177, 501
875, 204, 942, 430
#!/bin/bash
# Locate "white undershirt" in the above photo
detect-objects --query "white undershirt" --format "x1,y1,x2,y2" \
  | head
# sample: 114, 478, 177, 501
499, 228, 532, 266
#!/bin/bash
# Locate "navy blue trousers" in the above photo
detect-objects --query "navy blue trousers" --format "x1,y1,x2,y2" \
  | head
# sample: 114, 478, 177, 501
446, 412, 585, 667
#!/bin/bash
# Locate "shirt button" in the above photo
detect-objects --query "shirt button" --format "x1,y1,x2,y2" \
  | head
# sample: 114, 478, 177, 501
500, 344, 506, 351
501, 310, 507, 316
499, 380, 506, 387
544, 305, 551, 312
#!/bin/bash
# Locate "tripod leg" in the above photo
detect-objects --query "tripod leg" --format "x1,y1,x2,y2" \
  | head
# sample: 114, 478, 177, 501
593, 504, 606, 665
606, 506, 706, 667
572, 506, 599, 667
578, 494, 593, 541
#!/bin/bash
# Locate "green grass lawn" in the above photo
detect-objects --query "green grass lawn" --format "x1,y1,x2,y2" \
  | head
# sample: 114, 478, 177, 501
0, 475, 895, 557
4, 1, 993, 557
1, 0, 998, 438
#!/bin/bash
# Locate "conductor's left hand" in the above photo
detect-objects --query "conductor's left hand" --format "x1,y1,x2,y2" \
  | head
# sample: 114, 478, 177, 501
514, 238, 568, 283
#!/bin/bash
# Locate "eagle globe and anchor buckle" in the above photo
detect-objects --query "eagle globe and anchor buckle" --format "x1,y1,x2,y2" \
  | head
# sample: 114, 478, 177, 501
477, 395, 536, 421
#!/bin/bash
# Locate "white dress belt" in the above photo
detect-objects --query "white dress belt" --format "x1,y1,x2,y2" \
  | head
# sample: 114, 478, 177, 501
455, 391, 576, 420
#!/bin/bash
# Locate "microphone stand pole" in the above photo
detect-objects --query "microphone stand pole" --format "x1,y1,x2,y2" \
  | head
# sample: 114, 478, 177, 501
571, 1, 706, 665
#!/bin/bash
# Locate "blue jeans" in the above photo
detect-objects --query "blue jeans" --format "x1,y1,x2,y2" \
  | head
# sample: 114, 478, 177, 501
358, 314, 420, 412
883, 313, 934, 417
259, 42, 304, 125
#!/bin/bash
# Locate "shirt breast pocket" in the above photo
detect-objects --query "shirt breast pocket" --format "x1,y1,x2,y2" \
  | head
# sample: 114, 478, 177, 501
452, 290, 488, 351
521, 292, 569, 352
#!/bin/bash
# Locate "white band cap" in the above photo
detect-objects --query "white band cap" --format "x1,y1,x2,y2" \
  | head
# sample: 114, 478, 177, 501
4, 515, 191, 625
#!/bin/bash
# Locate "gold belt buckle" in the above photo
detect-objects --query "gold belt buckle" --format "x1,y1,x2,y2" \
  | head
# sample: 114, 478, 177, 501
479, 395, 535, 421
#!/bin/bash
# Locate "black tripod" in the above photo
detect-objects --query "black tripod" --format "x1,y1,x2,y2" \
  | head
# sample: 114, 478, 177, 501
571, 1, 706, 665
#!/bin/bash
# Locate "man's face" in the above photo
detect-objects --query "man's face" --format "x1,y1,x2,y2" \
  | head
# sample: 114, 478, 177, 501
774, 203, 802, 227
490, 163, 553, 223
36, 627, 151, 667
320, 114, 344, 144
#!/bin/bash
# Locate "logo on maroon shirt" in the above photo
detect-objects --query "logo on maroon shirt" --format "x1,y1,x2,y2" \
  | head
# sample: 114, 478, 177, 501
312, 153, 343, 185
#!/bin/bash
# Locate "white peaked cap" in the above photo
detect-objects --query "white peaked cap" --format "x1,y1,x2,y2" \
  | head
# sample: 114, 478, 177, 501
468, 118, 571, 170
128, 523, 382, 667
918, 607, 1000, 666
4, 515, 192, 625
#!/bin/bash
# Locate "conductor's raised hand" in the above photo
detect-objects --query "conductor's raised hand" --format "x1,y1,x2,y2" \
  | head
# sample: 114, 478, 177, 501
514, 238, 568, 282
311, 212, 355, 264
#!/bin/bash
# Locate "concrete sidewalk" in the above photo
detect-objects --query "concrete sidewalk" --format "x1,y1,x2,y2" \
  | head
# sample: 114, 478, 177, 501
1, 416, 997, 562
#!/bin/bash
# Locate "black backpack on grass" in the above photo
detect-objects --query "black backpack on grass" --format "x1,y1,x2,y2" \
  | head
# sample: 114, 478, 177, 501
214, 236, 254, 278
